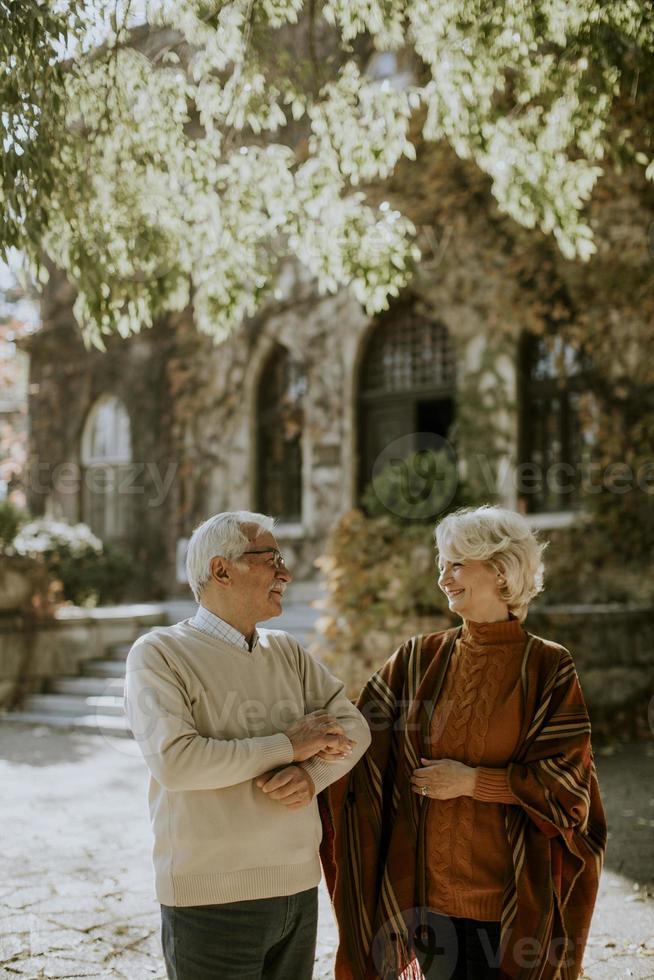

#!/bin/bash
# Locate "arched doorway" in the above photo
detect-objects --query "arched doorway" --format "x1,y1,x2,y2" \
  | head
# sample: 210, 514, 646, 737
80, 395, 133, 542
357, 307, 456, 495
256, 344, 306, 522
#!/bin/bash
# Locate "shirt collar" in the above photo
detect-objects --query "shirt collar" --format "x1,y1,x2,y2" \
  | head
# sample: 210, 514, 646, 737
190, 605, 259, 652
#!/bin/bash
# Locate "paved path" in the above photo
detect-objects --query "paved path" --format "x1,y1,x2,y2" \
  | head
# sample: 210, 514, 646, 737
0, 726, 652, 979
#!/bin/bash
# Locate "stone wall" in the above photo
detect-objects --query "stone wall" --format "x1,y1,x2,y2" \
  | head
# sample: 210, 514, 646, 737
25, 274, 183, 598
1, 600, 651, 735
161, 262, 374, 582
525, 604, 654, 738
0, 606, 166, 709
24, 136, 654, 600
28, 257, 520, 596
36, 143, 645, 600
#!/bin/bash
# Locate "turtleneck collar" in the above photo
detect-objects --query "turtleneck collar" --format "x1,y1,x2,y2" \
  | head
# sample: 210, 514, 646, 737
460, 615, 525, 647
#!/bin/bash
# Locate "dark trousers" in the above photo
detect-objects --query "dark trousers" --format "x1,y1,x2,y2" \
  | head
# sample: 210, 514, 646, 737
414, 914, 502, 980
160, 887, 318, 980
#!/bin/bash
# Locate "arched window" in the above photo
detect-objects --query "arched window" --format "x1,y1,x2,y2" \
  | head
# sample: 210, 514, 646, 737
518, 333, 593, 513
80, 395, 133, 541
256, 345, 306, 522
357, 307, 456, 494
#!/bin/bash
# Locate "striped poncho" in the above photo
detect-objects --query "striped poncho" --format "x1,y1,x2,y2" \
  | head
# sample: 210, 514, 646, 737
319, 627, 607, 980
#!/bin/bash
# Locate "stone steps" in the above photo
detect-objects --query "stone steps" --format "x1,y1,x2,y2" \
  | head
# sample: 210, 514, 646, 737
106, 642, 133, 661
2, 586, 326, 736
80, 658, 127, 678
26, 693, 126, 717
49, 675, 125, 697
106, 602, 323, 657
0, 710, 129, 736
0, 605, 161, 734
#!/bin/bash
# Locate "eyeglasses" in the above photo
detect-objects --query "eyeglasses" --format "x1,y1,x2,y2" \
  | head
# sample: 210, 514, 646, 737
240, 548, 287, 570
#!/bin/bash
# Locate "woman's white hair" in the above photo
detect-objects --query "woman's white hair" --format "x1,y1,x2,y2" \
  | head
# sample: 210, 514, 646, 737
434, 505, 547, 621
185, 510, 276, 602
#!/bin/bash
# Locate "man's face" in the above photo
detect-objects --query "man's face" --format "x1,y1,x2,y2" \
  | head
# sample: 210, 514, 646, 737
229, 528, 293, 624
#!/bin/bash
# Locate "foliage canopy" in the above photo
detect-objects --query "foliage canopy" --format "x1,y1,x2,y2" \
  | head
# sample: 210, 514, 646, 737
2, 0, 654, 344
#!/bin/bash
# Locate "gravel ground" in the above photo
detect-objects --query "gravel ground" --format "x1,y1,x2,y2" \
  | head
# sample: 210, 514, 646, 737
0, 725, 652, 980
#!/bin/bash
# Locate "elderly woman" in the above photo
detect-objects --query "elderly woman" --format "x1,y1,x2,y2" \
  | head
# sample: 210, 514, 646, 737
321, 505, 606, 980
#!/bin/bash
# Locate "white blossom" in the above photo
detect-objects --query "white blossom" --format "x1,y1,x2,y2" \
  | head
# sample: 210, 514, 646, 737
13, 520, 103, 557
11, 0, 653, 343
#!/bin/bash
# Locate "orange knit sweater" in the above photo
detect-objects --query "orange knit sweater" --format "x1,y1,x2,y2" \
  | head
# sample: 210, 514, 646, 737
425, 617, 526, 922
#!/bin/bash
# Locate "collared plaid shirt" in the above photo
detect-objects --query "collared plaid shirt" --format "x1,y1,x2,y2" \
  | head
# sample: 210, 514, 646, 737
189, 605, 259, 652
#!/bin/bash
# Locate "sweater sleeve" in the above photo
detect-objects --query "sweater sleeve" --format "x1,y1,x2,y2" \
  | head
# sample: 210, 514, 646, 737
473, 766, 519, 804
124, 641, 294, 791
294, 643, 371, 796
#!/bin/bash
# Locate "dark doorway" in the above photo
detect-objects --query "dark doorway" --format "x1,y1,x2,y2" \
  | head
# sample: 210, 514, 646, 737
416, 398, 455, 439
357, 308, 456, 495
256, 344, 306, 521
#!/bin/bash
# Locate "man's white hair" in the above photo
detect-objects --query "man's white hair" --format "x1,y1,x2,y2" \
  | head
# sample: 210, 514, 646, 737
186, 511, 276, 602
434, 505, 547, 622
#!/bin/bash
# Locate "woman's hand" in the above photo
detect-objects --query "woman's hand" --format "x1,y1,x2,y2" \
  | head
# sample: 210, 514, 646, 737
411, 757, 476, 800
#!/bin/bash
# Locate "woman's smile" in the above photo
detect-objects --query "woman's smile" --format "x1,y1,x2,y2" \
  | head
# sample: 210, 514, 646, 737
438, 558, 508, 623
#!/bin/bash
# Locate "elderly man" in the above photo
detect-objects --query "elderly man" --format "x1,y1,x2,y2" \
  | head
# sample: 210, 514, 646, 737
124, 510, 370, 980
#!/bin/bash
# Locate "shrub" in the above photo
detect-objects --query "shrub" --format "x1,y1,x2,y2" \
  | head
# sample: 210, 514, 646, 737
314, 451, 494, 694
11, 518, 134, 606
312, 510, 455, 697
12, 519, 103, 558
360, 446, 485, 524
0, 499, 27, 550
313, 502, 654, 698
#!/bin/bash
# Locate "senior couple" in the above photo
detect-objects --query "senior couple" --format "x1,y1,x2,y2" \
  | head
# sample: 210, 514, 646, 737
125, 506, 606, 980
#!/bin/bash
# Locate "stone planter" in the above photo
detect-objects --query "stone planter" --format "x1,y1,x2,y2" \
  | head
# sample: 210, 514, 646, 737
0, 554, 55, 709
0, 603, 167, 710
0, 555, 49, 614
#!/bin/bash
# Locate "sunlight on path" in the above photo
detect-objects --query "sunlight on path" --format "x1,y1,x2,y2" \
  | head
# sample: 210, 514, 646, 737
0, 725, 651, 979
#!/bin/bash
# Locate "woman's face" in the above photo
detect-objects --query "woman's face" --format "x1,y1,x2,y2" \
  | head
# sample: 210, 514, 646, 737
437, 556, 509, 623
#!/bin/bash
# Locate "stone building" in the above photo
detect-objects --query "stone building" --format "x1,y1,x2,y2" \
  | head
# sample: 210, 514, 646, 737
0, 318, 29, 504
23, 136, 653, 600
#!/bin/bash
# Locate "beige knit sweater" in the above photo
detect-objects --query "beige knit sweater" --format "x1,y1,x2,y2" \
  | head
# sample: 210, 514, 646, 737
124, 621, 370, 907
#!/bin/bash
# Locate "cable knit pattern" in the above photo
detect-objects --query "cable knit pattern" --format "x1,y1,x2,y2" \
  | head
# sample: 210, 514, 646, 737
466, 647, 508, 765
425, 617, 527, 921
